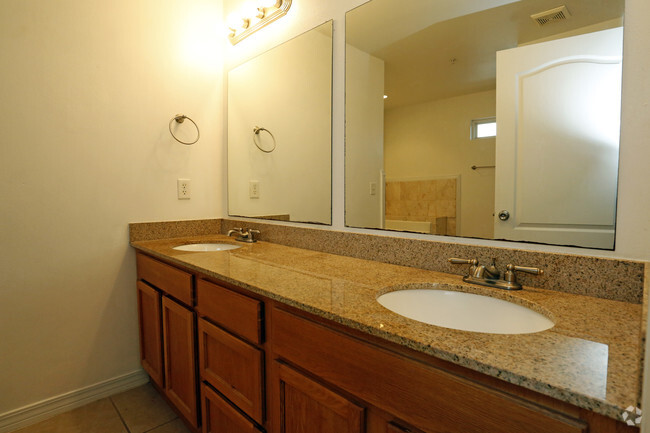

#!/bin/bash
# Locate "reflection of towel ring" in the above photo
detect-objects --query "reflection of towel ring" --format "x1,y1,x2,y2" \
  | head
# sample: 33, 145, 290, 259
253, 126, 276, 153
169, 114, 200, 145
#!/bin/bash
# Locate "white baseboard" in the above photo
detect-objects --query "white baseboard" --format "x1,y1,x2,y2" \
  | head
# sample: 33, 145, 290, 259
0, 369, 149, 433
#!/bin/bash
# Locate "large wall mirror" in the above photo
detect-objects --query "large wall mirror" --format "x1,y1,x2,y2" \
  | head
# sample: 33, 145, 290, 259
345, 0, 624, 249
228, 21, 333, 225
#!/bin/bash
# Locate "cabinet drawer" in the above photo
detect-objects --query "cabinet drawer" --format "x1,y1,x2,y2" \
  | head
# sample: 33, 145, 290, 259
137, 253, 193, 306
198, 318, 264, 424
202, 384, 262, 433
196, 279, 263, 344
272, 307, 587, 433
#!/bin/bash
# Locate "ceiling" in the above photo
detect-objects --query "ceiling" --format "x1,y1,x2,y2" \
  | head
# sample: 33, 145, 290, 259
346, 0, 624, 109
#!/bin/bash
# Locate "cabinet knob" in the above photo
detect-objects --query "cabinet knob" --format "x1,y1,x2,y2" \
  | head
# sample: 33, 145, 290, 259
498, 210, 510, 221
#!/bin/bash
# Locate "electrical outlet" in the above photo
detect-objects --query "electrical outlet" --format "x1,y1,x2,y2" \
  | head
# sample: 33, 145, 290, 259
177, 178, 191, 199
249, 180, 260, 198
369, 182, 377, 196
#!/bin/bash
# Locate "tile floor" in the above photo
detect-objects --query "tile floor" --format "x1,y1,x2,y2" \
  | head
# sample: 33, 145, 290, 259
12, 383, 191, 433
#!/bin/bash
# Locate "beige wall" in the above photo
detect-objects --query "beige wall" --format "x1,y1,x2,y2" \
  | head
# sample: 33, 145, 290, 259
385, 90, 496, 239
0, 0, 223, 416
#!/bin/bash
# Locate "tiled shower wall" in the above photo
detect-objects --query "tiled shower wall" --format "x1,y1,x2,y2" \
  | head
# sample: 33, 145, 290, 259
385, 178, 457, 235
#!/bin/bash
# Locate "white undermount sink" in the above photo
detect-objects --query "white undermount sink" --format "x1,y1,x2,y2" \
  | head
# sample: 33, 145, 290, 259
172, 243, 241, 252
377, 287, 554, 334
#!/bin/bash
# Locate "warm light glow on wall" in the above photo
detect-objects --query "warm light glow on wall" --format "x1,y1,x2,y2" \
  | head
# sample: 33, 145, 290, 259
181, 4, 222, 73
227, 0, 292, 45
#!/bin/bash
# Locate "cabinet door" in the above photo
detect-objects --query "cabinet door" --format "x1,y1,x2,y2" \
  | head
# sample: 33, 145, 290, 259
137, 281, 163, 388
198, 318, 264, 423
274, 362, 364, 433
162, 296, 198, 428
202, 384, 262, 433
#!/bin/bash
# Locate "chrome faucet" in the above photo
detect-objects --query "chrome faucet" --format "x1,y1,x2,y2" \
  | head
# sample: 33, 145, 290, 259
448, 257, 543, 290
227, 227, 260, 243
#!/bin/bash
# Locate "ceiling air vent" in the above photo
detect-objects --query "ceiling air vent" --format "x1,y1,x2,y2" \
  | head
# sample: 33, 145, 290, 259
530, 5, 571, 26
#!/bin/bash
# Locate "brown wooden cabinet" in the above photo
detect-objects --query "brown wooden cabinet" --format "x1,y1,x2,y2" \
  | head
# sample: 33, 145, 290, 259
201, 384, 262, 433
196, 278, 266, 431
136, 280, 163, 388
162, 296, 198, 427
272, 361, 365, 433
136, 253, 199, 430
196, 279, 263, 344
134, 252, 638, 433
137, 253, 193, 305
386, 421, 425, 433
198, 317, 264, 424
270, 306, 601, 433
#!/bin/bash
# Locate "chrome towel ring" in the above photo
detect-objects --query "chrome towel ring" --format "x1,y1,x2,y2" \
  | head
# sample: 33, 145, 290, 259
253, 126, 276, 153
169, 114, 200, 145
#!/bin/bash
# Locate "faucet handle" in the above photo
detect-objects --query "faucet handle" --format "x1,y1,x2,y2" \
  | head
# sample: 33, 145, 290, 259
448, 258, 479, 277
448, 258, 478, 265
506, 264, 544, 275
249, 229, 260, 241
504, 264, 544, 285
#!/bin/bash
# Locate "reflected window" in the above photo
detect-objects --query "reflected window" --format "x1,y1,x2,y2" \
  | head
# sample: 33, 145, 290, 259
471, 117, 497, 139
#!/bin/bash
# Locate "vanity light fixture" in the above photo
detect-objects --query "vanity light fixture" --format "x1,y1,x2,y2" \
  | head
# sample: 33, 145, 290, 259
227, 0, 292, 45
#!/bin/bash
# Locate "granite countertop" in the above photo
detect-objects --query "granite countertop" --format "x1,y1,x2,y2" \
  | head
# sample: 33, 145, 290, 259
131, 234, 644, 422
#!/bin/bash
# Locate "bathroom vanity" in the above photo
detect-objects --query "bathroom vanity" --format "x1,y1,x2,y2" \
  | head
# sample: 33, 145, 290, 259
131, 230, 643, 433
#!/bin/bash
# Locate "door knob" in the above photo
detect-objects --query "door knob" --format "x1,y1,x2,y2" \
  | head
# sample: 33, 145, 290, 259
498, 210, 510, 221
